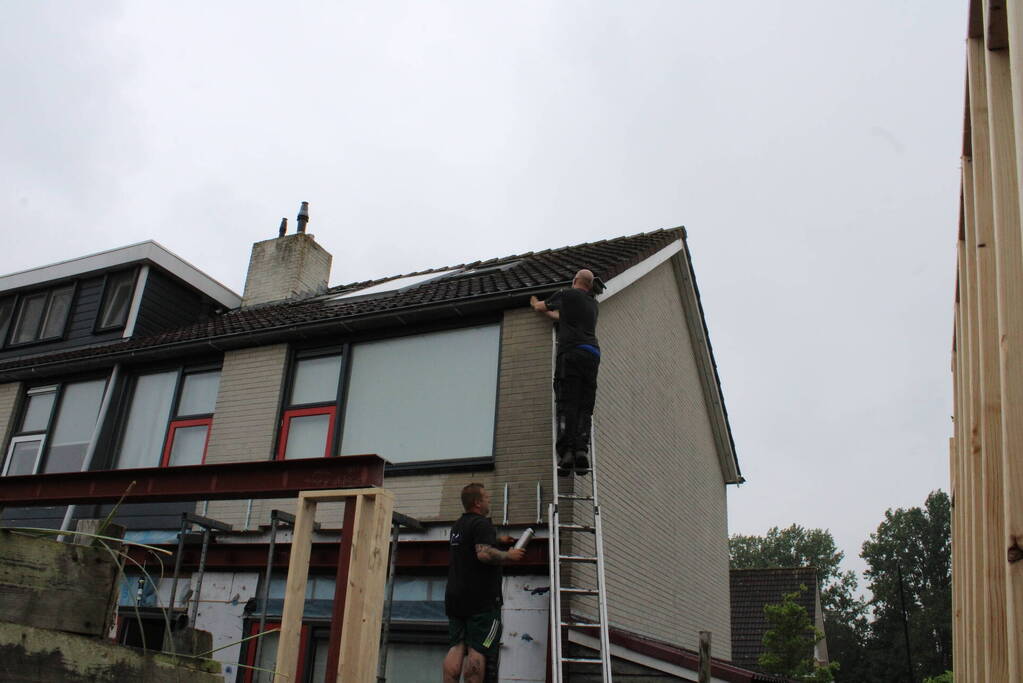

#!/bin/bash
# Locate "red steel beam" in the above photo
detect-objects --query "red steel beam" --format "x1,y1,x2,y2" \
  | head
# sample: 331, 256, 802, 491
125, 539, 549, 572
0, 455, 385, 506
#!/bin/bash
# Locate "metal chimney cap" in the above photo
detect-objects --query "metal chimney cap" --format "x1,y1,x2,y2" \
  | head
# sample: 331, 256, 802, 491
278, 217, 288, 237
297, 202, 310, 233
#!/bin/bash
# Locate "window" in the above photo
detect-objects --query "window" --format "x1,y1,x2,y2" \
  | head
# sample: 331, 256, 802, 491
9, 284, 74, 345
0, 297, 14, 344
115, 367, 221, 469
340, 324, 500, 464
96, 270, 136, 331
278, 352, 342, 460
2, 379, 107, 476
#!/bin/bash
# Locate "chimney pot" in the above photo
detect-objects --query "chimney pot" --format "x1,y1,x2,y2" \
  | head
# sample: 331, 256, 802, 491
297, 201, 309, 233
278, 217, 287, 237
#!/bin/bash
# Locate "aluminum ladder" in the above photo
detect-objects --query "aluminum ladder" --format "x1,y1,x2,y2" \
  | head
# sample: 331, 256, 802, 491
548, 341, 613, 682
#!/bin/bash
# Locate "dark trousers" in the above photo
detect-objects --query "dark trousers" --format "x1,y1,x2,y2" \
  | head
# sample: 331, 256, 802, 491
554, 347, 600, 457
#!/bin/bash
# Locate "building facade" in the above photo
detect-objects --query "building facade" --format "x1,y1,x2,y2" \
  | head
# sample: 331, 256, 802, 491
0, 224, 749, 682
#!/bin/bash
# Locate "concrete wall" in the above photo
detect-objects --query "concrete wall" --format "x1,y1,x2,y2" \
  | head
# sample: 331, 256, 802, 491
582, 258, 732, 657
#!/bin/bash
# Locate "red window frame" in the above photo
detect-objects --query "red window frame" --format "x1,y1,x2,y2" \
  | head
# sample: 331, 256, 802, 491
242, 621, 312, 683
160, 417, 213, 467
276, 406, 337, 461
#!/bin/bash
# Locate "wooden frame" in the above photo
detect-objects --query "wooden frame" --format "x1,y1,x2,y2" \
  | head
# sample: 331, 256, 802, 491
275, 487, 394, 683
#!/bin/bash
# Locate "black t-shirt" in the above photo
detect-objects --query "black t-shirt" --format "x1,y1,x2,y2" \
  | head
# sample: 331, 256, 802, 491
545, 287, 599, 353
445, 513, 503, 617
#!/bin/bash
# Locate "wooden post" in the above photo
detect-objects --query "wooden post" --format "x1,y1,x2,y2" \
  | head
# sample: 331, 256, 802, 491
970, 29, 1012, 679
698, 631, 711, 683
987, 4, 1023, 679
273, 488, 394, 683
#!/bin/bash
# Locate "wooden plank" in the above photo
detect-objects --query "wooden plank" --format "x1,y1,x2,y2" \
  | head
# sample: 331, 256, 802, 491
961, 143, 986, 683
952, 290, 966, 682
971, 28, 1011, 679
0, 530, 119, 637
338, 489, 394, 682
979, 18, 1023, 681
275, 495, 317, 680
1008, 0, 1023, 198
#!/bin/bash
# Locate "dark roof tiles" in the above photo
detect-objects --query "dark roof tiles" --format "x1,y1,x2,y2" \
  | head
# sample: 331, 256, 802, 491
0, 228, 683, 373
730, 567, 820, 673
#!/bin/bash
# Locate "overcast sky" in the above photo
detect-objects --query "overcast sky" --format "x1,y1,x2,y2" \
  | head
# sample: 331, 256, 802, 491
1, 2, 964, 586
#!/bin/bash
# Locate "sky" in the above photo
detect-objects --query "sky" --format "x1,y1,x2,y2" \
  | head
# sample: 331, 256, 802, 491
1, 2, 965, 590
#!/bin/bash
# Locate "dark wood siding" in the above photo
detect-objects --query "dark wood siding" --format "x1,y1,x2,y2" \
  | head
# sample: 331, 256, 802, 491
133, 269, 217, 337
0, 275, 123, 362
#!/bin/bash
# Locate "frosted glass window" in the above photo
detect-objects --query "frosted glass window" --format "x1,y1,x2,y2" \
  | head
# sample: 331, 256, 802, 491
98, 271, 135, 329
341, 325, 500, 464
166, 424, 209, 466
177, 371, 220, 416
40, 286, 73, 339
116, 371, 176, 469
290, 355, 342, 405
385, 643, 449, 681
284, 413, 330, 459
4, 439, 42, 476
12, 293, 47, 344
20, 389, 56, 432
252, 630, 279, 683
44, 379, 106, 473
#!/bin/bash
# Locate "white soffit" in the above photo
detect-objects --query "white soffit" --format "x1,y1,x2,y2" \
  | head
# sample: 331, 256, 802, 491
596, 239, 683, 303
0, 241, 241, 308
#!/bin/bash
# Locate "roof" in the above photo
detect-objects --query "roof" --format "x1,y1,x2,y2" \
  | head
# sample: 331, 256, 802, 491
0, 228, 682, 373
730, 567, 820, 673
0, 241, 241, 308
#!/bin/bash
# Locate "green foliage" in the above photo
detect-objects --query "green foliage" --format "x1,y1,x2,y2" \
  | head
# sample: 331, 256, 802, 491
922, 672, 952, 683
758, 587, 840, 682
861, 490, 952, 682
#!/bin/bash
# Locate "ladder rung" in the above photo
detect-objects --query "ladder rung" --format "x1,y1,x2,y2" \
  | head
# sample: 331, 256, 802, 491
562, 656, 603, 664
560, 586, 600, 596
557, 494, 594, 501
558, 523, 596, 532
561, 621, 602, 628
559, 554, 598, 563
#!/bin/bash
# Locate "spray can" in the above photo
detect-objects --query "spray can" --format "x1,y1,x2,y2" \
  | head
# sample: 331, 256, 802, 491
513, 528, 535, 550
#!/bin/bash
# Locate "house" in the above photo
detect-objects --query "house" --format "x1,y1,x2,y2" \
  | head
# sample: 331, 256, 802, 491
729, 568, 828, 674
0, 216, 754, 682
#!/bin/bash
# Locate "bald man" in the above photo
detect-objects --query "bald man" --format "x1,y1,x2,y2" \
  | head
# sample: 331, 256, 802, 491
530, 269, 601, 476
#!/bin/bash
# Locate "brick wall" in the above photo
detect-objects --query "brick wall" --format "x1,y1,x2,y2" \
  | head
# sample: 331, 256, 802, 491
241, 233, 332, 307
578, 258, 732, 657
201, 344, 288, 529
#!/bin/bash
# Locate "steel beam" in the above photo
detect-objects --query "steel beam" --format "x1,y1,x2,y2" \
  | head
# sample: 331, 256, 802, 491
0, 455, 385, 506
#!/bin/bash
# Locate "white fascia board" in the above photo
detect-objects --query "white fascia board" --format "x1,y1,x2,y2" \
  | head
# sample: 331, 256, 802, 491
0, 241, 241, 308
566, 630, 731, 683
596, 239, 684, 303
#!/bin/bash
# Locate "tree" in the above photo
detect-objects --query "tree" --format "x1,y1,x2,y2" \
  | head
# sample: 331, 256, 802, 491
861, 490, 952, 682
759, 587, 839, 682
730, 525, 870, 681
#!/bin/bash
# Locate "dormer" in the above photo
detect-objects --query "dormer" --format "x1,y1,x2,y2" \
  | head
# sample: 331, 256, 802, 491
0, 241, 240, 361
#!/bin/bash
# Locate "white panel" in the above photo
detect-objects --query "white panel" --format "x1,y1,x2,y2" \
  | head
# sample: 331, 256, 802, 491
341, 324, 500, 464
499, 575, 550, 682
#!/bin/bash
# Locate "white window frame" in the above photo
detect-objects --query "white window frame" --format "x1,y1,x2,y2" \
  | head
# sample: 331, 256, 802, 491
2, 434, 48, 477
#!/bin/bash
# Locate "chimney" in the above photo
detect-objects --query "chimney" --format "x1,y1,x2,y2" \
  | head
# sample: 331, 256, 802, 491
241, 202, 333, 307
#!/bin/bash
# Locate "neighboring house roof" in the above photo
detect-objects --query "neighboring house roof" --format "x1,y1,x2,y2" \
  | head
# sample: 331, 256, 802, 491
729, 567, 820, 673
0, 241, 241, 308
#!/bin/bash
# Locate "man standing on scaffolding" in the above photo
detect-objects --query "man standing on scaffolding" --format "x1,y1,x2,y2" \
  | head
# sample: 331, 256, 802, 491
530, 268, 601, 476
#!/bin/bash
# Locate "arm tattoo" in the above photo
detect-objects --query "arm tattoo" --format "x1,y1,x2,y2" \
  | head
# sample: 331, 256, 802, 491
476, 543, 508, 565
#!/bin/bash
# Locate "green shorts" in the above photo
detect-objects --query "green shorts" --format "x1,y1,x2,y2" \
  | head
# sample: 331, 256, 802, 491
448, 609, 502, 656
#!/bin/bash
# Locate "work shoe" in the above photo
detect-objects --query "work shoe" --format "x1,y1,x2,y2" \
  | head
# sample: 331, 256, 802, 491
557, 452, 574, 477
573, 451, 590, 473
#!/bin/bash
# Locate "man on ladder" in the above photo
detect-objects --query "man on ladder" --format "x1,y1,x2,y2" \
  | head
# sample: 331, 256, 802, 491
531, 268, 601, 477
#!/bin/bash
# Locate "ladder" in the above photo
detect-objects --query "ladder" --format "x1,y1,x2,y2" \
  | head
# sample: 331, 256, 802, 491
548, 338, 613, 682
